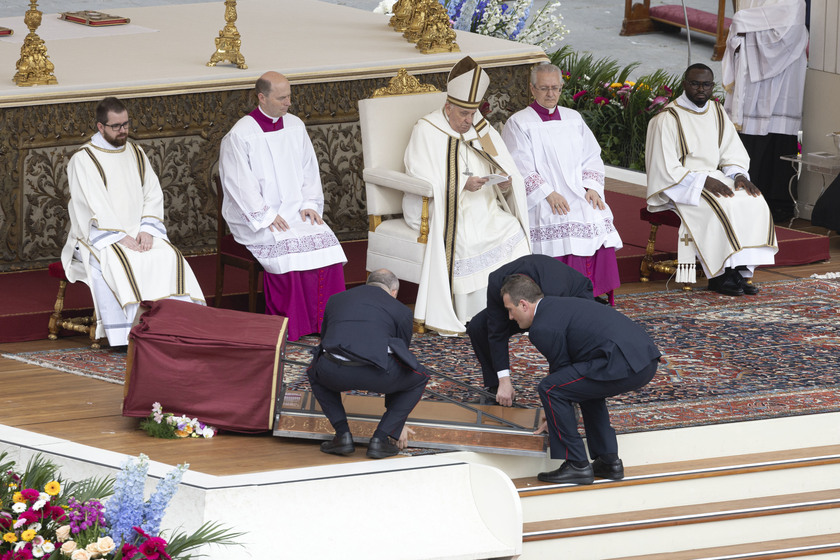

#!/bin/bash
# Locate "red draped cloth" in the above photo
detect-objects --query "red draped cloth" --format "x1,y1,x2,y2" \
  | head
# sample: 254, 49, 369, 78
123, 299, 288, 432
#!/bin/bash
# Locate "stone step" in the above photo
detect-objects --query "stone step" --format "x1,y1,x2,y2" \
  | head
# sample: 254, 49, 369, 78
608, 532, 840, 559
521, 489, 840, 558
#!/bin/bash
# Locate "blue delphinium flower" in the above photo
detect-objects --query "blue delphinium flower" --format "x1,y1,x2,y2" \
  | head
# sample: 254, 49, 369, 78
106, 454, 149, 545
511, 3, 531, 39
140, 462, 189, 537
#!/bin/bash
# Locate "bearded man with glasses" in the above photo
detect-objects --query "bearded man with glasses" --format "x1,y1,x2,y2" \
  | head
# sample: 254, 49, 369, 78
61, 96, 205, 347
645, 64, 778, 297
502, 62, 623, 305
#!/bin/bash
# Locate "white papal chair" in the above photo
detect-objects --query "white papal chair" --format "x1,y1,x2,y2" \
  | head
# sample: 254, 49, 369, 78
358, 70, 446, 285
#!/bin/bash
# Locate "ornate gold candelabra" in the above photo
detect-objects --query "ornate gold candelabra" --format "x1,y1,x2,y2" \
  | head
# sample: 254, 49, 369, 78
207, 0, 247, 69
417, 2, 460, 54
13, 0, 57, 86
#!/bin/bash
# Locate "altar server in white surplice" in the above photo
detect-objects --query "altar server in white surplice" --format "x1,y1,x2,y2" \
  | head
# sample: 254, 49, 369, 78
219, 71, 346, 341
503, 63, 622, 304
61, 97, 205, 347
722, 0, 808, 222
403, 56, 530, 335
645, 64, 778, 297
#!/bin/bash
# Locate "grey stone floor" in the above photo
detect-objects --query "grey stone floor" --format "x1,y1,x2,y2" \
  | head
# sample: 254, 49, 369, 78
1, 0, 730, 80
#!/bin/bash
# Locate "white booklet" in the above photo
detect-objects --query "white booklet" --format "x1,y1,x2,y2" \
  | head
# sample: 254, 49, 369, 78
482, 174, 510, 185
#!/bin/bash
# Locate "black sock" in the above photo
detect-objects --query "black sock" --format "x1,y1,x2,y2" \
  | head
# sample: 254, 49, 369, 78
570, 460, 589, 468
599, 453, 619, 462
372, 429, 390, 441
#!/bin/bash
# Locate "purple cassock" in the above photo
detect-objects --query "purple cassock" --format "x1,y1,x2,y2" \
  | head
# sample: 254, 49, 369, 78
249, 109, 346, 340
530, 101, 620, 305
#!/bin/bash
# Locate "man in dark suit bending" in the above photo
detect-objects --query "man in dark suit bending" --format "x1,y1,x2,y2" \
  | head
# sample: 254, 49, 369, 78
308, 269, 430, 459
467, 254, 595, 406
500, 274, 660, 484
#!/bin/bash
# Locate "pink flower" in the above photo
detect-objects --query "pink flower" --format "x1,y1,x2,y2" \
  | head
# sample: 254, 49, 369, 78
139, 537, 171, 560
20, 489, 39, 501
572, 90, 587, 101
593, 96, 610, 105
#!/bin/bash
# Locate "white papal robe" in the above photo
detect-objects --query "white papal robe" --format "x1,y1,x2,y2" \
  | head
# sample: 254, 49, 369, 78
218, 112, 347, 275
645, 95, 778, 280
404, 109, 530, 334
502, 104, 622, 258
61, 133, 205, 346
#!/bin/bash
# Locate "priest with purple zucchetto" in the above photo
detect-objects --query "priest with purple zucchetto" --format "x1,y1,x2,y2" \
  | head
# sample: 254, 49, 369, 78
502, 62, 623, 305
219, 71, 346, 340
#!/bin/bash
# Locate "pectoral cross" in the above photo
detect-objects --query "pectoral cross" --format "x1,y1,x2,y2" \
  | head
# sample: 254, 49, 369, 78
680, 233, 693, 246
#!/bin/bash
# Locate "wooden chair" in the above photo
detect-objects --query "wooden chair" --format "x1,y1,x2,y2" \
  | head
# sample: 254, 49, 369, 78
47, 261, 101, 348
621, 0, 733, 61
639, 207, 694, 289
214, 174, 263, 312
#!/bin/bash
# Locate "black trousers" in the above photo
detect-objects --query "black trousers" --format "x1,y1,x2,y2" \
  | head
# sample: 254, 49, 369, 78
739, 132, 798, 220
466, 308, 523, 389
538, 358, 659, 462
308, 354, 429, 439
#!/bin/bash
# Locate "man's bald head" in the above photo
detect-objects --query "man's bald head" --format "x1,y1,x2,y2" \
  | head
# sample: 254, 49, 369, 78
256, 71, 292, 118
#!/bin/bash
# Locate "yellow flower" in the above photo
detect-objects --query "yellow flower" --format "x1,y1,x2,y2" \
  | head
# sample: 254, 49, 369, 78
21, 529, 36, 542
175, 430, 189, 438
610, 82, 622, 88
12, 492, 24, 503
3, 533, 17, 543
45, 481, 61, 496
625, 80, 636, 86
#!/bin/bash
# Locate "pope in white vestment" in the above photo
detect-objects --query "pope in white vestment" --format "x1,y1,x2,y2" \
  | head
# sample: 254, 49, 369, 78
61, 98, 205, 346
645, 65, 778, 296
219, 72, 346, 340
403, 56, 530, 334
503, 63, 622, 303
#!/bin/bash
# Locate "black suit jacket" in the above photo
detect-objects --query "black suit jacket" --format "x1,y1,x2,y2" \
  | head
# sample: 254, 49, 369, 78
529, 297, 661, 381
487, 254, 594, 372
318, 284, 425, 374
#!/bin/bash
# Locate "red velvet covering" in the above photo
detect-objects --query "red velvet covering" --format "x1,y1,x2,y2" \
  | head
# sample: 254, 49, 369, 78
48, 261, 67, 280
649, 5, 731, 34
123, 299, 289, 432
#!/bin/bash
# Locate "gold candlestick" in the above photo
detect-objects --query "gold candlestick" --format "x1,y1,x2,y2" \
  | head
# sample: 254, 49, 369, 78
207, 0, 247, 69
13, 0, 58, 86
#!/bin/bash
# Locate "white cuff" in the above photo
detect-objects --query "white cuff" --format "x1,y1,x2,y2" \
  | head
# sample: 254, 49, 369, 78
496, 370, 511, 379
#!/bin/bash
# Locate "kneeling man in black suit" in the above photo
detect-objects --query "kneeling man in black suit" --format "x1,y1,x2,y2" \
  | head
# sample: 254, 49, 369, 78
308, 269, 430, 459
500, 275, 660, 484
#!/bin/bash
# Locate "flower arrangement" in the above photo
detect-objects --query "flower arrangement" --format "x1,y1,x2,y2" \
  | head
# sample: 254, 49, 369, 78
373, 1, 568, 50
0, 452, 239, 560
139, 404, 216, 440
444, 0, 568, 50
550, 46, 685, 170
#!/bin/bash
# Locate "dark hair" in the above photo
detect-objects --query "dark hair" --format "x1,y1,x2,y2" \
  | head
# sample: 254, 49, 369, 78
95, 97, 127, 124
683, 63, 714, 81
255, 77, 272, 98
500, 274, 543, 304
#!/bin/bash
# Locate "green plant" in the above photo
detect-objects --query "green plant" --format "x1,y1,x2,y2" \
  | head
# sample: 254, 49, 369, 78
549, 46, 684, 171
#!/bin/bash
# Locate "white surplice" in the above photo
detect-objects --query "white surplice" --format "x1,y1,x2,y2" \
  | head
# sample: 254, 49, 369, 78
502, 105, 622, 257
645, 95, 778, 280
218, 113, 346, 275
403, 109, 530, 334
61, 133, 205, 346
722, 0, 808, 136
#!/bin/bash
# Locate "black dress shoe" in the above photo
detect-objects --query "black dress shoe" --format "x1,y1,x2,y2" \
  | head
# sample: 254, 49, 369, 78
320, 432, 355, 456
366, 437, 400, 459
537, 462, 594, 485
708, 272, 744, 297
732, 273, 760, 295
592, 457, 625, 480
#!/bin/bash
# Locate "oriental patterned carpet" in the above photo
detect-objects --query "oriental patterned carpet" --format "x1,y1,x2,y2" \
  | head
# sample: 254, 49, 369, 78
5, 278, 840, 434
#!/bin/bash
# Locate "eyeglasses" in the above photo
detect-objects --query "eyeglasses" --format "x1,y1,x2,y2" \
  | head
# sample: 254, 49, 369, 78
687, 81, 715, 89
102, 120, 130, 132
536, 86, 561, 93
